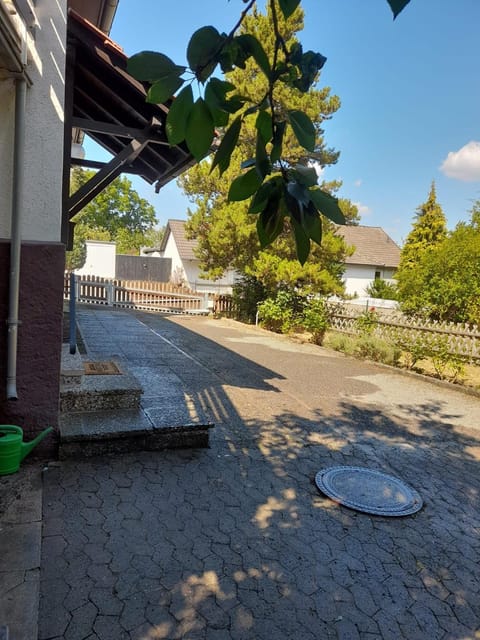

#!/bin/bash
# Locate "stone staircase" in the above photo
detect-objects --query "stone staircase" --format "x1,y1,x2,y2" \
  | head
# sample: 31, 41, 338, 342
59, 346, 213, 458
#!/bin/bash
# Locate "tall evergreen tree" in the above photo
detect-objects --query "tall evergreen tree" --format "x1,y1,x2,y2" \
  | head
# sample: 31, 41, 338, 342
181, 3, 356, 295
397, 181, 447, 271
396, 182, 448, 314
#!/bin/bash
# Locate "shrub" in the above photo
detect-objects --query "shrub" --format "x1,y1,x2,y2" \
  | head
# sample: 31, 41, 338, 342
355, 308, 379, 335
232, 275, 267, 324
366, 278, 398, 300
257, 290, 304, 333
354, 335, 401, 366
324, 332, 357, 356
302, 298, 330, 345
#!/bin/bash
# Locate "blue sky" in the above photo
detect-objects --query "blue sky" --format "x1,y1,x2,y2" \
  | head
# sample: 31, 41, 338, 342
85, 0, 480, 245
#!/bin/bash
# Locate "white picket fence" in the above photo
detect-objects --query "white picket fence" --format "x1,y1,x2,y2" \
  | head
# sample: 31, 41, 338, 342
328, 305, 480, 361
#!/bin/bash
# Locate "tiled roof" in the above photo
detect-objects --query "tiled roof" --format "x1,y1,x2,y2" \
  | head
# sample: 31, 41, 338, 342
160, 220, 401, 268
160, 220, 198, 261
336, 225, 401, 268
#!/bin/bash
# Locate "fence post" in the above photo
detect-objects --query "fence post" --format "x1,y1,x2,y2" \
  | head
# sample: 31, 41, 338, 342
106, 281, 114, 306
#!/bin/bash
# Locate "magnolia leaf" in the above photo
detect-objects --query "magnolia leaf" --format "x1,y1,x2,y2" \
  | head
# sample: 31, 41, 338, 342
287, 180, 310, 206
386, 0, 411, 19
235, 34, 271, 78
249, 176, 283, 214
241, 158, 256, 170
210, 116, 242, 176
204, 84, 229, 127
256, 111, 273, 144
185, 98, 215, 161
288, 110, 316, 152
304, 207, 323, 244
257, 204, 284, 248
270, 121, 286, 164
291, 218, 310, 265
255, 133, 271, 180
205, 78, 235, 109
166, 85, 193, 145
309, 188, 346, 225
187, 26, 224, 82
293, 165, 318, 187
127, 51, 185, 82
278, 0, 301, 19
228, 168, 263, 202
147, 75, 184, 104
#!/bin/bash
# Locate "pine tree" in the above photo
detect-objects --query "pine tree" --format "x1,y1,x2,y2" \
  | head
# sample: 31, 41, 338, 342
180, 3, 357, 295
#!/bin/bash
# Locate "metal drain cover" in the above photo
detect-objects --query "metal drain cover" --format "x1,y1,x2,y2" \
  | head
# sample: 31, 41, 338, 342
315, 466, 423, 516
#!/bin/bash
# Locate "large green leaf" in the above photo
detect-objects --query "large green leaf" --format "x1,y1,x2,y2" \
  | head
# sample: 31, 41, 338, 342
235, 34, 271, 78
257, 203, 284, 248
278, 0, 301, 19
386, 0, 411, 19
291, 218, 310, 265
165, 85, 194, 145
228, 168, 263, 202
147, 75, 184, 105
249, 176, 283, 214
270, 121, 286, 164
287, 180, 310, 207
210, 117, 242, 176
304, 206, 323, 244
187, 26, 224, 82
127, 51, 185, 82
185, 98, 215, 161
256, 111, 273, 144
309, 188, 346, 225
293, 165, 318, 187
288, 110, 316, 152
255, 133, 271, 179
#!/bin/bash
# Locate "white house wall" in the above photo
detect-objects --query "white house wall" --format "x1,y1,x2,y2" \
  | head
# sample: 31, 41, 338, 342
75, 241, 116, 278
343, 264, 396, 297
0, 0, 66, 241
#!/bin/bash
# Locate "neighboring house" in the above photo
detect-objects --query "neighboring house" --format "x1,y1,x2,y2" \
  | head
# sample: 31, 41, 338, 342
155, 220, 239, 294
336, 225, 401, 297
0, 1, 194, 450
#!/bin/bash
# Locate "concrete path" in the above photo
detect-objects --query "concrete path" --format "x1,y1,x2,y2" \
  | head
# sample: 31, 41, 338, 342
39, 308, 480, 639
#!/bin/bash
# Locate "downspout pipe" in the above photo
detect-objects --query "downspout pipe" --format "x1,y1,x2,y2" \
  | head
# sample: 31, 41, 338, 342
7, 76, 27, 400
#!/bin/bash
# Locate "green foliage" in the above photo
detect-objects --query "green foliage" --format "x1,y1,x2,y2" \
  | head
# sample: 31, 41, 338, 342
66, 168, 158, 269
182, 6, 356, 292
302, 298, 330, 344
257, 291, 297, 333
397, 202, 480, 323
325, 332, 401, 366
396, 182, 447, 308
365, 278, 398, 300
231, 274, 267, 323
355, 308, 379, 335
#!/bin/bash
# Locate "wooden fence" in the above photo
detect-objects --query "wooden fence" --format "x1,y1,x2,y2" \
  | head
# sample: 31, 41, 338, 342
64, 274, 212, 314
328, 304, 480, 361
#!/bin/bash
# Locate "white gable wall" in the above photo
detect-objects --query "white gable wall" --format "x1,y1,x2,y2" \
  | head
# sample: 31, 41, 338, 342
75, 241, 116, 277
344, 264, 396, 297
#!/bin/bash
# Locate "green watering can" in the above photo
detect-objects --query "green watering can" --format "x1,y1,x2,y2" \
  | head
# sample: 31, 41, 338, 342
0, 425, 53, 475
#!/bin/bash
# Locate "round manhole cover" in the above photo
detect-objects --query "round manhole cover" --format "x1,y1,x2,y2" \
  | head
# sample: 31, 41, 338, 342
315, 466, 423, 516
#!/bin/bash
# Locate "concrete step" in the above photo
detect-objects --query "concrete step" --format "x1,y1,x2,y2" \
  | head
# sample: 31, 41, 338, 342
59, 408, 213, 459
60, 368, 142, 412
60, 344, 84, 387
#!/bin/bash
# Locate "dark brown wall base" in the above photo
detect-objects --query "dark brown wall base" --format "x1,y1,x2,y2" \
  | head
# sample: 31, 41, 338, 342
0, 240, 65, 458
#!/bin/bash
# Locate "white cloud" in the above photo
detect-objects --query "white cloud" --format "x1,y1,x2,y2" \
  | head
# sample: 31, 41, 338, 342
353, 201, 371, 217
440, 141, 480, 182
354, 178, 362, 187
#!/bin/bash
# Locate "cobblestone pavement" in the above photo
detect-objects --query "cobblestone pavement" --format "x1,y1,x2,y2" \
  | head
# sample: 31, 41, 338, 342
39, 309, 480, 639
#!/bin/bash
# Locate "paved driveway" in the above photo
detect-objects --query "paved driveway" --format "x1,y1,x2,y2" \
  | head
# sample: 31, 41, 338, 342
39, 309, 480, 639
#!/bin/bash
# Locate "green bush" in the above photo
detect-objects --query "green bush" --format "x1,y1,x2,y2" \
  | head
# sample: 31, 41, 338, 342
354, 335, 401, 366
355, 308, 379, 335
324, 332, 357, 356
232, 275, 267, 324
302, 298, 330, 345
